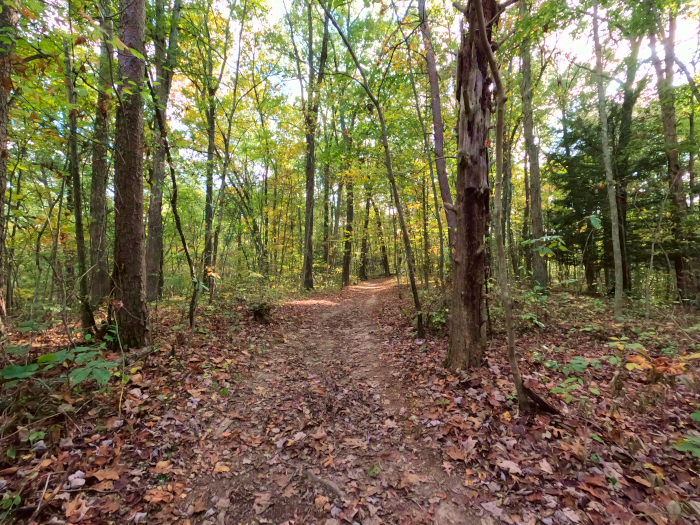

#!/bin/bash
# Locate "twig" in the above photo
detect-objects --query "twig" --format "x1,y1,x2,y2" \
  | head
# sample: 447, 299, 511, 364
29, 459, 76, 521
304, 469, 347, 501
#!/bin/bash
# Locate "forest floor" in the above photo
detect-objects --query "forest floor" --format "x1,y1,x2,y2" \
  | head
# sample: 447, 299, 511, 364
3, 277, 700, 525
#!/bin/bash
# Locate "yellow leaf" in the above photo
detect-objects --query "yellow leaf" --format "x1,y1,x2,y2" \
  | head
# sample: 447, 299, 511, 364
130, 366, 142, 374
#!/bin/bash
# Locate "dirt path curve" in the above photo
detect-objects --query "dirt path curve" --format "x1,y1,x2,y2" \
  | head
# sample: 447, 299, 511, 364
184, 278, 479, 525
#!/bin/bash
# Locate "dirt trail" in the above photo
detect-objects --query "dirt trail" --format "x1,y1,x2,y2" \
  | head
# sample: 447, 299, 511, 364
187, 278, 479, 525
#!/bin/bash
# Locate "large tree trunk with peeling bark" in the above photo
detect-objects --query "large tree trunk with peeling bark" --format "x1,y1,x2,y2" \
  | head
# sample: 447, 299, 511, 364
113, 0, 150, 348
444, 0, 496, 369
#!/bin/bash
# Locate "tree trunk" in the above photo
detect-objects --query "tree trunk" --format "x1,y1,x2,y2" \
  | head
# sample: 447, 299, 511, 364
113, 0, 149, 348
90, 0, 113, 307
146, 0, 182, 301
301, 11, 330, 290
444, 0, 496, 369
321, 3, 425, 336
593, 2, 623, 319
649, 16, 687, 299
0, 0, 18, 334
323, 160, 331, 264
473, 0, 531, 411
63, 38, 95, 329
359, 193, 371, 281
519, 0, 546, 290
522, 154, 531, 274
372, 200, 390, 276
418, 0, 456, 246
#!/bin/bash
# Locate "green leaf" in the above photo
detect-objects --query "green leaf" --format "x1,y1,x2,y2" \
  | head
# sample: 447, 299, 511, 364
91, 368, 112, 385
589, 388, 601, 395
69, 367, 91, 386
29, 431, 45, 443
74, 351, 100, 365
590, 433, 604, 443
174, 139, 188, 148
6, 344, 29, 356
6, 447, 16, 459
1, 364, 39, 379
129, 47, 145, 60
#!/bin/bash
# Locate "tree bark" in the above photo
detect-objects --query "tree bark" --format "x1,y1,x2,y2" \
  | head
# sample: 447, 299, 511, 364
519, 0, 546, 290
0, 0, 18, 334
301, 10, 330, 290
372, 200, 390, 276
146, 0, 182, 301
63, 38, 95, 329
418, 0, 456, 246
473, 0, 531, 411
90, 0, 113, 307
113, 0, 149, 348
358, 192, 371, 281
593, 2, 623, 319
649, 16, 687, 299
444, 0, 495, 368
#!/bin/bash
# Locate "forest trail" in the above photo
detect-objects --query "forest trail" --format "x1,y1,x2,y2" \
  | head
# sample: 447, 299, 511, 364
185, 278, 479, 525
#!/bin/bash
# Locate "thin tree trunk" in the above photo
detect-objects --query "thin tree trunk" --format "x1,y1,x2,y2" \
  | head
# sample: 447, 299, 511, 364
473, 0, 531, 411
593, 2, 623, 318
113, 0, 149, 348
372, 200, 390, 276
323, 160, 331, 265
359, 193, 371, 281
649, 14, 686, 299
146, 0, 183, 301
301, 10, 330, 290
0, 0, 18, 333
63, 38, 95, 329
520, 0, 546, 290
522, 152, 531, 275
90, 0, 113, 307
418, 0, 456, 246
322, 3, 424, 336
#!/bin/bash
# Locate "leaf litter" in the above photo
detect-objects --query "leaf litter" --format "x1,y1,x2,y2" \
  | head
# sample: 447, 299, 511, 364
0, 278, 698, 524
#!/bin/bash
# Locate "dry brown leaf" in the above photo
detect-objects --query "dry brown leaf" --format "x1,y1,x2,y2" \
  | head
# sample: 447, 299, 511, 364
496, 459, 522, 475
144, 489, 173, 504
539, 458, 553, 474
193, 495, 207, 513
253, 492, 271, 515
213, 464, 230, 473
446, 446, 465, 462
93, 468, 120, 481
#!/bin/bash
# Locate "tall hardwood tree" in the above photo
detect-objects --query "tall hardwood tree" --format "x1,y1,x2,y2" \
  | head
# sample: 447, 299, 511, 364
63, 37, 94, 329
146, 0, 183, 301
89, 0, 113, 307
418, 0, 456, 247
113, 0, 149, 347
298, 6, 330, 290
519, 0, 546, 290
648, 6, 688, 298
0, 0, 18, 336
592, 1, 623, 318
